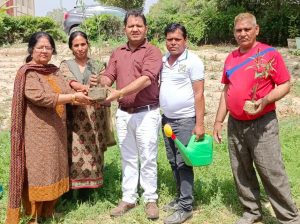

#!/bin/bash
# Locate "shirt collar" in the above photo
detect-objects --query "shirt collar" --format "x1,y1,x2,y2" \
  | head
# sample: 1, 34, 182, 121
163, 49, 188, 63
121, 39, 148, 51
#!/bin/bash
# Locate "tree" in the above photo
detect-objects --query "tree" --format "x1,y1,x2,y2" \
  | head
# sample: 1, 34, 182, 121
147, 0, 300, 45
46, 8, 65, 28
149, 0, 183, 17
95, 0, 144, 10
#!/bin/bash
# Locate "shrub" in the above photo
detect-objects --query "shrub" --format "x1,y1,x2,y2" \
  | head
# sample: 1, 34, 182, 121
147, 1, 242, 45
81, 14, 124, 42
0, 15, 66, 46
0, 14, 18, 44
0, 15, 5, 38
147, 14, 177, 42
147, 0, 300, 46
185, 15, 206, 44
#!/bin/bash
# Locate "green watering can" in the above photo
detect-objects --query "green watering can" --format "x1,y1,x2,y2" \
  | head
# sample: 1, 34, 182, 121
164, 124, 213, 167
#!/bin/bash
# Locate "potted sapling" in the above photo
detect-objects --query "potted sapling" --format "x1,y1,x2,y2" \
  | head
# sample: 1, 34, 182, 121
243, 49, 276, 114
87, 60, 107, 101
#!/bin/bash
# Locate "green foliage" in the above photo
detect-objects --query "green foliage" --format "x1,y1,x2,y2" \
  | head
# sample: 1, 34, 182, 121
0, 14, 66, 45
147, 0, 240, 45
147, 0, 300, 46
80, 14, 124, 42
147, 1, 206, 44
250, 2, 298, 46
0, 131, 9, 211
288, 14, 300, 38
95, 0, 144, 10
146, 14, 177, 42
205, 5, 245, 44
1, 118, 300, 223
257, 9, 287, 45
149, 37, 166, 52
147, 0, 211, 44
290, 49, 300, 56
0, 14, 17, 44
247, 1, 300, 46
149, 0, 183, 16
0, 14, 6, 40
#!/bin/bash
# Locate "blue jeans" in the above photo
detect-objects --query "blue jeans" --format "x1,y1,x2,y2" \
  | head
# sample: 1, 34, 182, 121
162, 115, 195, 211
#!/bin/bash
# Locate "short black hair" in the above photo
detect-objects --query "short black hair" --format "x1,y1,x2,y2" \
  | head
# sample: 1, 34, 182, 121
68, 31, 89, 49
164, 23, 187, 39
26, 31, 57, 63
124, 9, 147, 26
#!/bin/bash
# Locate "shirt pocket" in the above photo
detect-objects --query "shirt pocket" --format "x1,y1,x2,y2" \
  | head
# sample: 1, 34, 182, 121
132, 59, 143, 77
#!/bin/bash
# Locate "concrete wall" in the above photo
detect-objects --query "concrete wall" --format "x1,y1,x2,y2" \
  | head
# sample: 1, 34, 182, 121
6, 0, 35, 16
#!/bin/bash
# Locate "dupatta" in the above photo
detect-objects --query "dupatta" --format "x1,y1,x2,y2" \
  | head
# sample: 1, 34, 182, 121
6, 63, 58, 224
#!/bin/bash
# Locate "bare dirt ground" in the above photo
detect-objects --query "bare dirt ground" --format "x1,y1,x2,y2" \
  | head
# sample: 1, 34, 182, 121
0, 43, 299, 132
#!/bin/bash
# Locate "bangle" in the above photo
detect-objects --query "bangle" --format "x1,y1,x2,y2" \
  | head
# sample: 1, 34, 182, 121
71, 94, 76, 104
214, 120, 223, 125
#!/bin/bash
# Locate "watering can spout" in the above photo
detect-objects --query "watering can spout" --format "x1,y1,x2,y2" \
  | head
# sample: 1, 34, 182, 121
163, 124, 213, 167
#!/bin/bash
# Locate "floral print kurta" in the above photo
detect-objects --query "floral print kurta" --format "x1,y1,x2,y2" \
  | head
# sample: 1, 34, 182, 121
60, 59, 106, 189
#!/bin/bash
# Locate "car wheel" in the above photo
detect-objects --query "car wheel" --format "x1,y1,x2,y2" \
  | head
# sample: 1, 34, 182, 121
69, 26, 81, 35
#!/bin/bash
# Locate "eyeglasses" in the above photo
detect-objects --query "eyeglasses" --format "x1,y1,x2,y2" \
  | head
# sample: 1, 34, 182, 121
34, 46, 54, 52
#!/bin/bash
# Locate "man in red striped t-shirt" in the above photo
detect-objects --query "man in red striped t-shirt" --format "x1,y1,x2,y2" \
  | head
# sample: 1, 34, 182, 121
213, 12, 300, 224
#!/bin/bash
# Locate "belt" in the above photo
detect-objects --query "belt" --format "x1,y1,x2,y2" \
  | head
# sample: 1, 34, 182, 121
119, 103, 159, 114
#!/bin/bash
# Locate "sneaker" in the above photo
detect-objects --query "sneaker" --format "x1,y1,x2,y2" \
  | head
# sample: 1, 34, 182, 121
163, 209, 193, 224
235, 214, 262, 224
145, 202, 159, 220
163, 199, 179, 212
110, 201, 136, 217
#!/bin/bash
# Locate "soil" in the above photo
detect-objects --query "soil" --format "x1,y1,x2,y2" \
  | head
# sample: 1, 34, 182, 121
0, 44, 299, 132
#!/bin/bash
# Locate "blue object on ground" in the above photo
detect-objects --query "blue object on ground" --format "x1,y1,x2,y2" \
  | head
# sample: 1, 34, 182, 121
0, 184, 3, 198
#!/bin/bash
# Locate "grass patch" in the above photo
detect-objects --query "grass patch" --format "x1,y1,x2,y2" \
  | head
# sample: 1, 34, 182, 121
291, 80, 300, 97
0, 117, 299, 223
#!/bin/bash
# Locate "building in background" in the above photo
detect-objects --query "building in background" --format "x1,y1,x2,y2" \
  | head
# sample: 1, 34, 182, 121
6, 0, 35, 16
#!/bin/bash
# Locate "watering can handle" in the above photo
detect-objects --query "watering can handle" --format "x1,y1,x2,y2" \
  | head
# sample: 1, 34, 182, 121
190, 134, 205, 142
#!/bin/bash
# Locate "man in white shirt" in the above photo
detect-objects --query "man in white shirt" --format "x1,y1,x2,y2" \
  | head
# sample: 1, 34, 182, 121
160, 23, 205, 224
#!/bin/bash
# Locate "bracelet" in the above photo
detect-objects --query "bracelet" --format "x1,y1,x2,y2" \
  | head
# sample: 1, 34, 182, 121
71, 94, 76, 104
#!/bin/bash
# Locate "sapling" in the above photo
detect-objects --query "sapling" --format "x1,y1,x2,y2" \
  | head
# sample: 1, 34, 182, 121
243, 49, 276, 114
